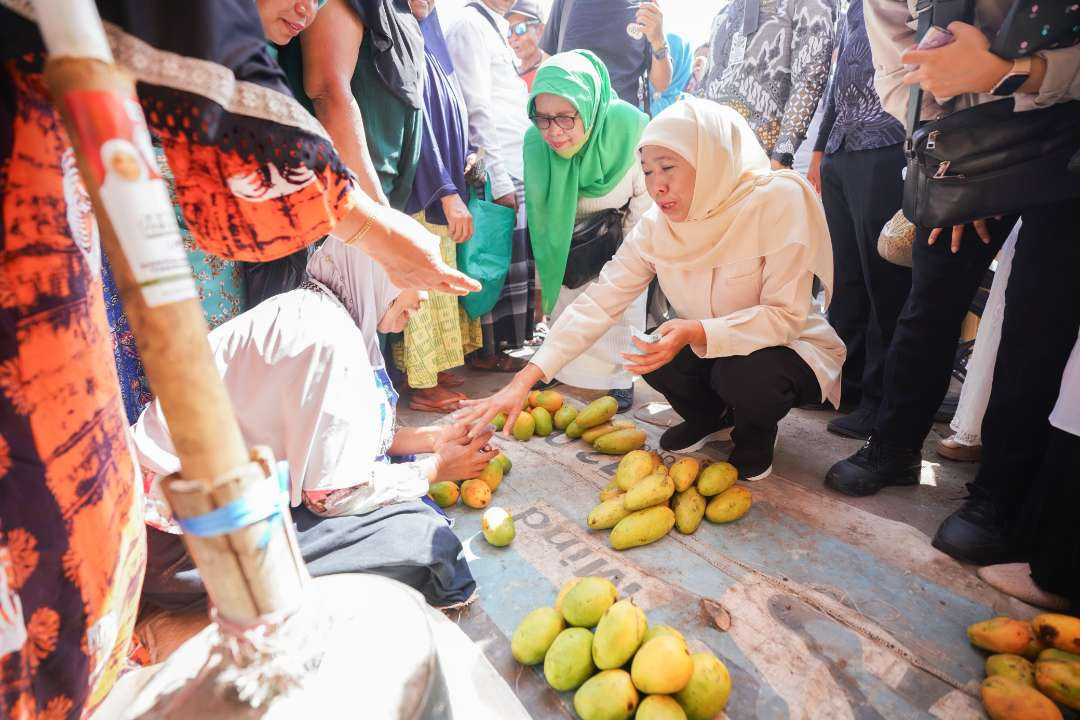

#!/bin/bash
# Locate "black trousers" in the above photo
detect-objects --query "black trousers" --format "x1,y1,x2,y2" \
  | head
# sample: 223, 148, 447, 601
642, 345, 820, 453
820, 144, 911, 409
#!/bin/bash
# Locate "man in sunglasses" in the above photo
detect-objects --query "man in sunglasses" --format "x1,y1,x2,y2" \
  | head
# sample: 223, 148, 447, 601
506, 0, 547, 90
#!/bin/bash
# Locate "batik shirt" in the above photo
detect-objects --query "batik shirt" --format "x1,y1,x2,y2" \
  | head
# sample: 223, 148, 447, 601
699, 0, 835, 160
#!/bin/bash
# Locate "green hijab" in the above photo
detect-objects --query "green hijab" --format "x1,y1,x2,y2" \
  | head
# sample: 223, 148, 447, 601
524, 51, 649, 313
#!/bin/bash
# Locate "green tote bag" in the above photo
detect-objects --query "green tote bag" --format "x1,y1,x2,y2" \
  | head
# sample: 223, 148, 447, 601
457, 178, 515, 319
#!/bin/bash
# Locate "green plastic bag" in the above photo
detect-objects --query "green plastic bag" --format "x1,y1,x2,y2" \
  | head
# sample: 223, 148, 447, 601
458, 179, 515, 319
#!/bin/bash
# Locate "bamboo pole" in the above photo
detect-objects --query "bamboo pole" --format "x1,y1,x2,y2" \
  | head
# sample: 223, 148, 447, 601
34, 0, 305, 623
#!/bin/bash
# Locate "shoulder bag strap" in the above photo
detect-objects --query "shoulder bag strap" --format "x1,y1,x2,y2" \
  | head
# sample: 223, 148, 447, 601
467, 2, 506, 44
905, 0, 935, 145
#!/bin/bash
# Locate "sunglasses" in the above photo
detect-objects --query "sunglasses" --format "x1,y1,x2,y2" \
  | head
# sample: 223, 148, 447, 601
530, 112, 579, 130
507, 20, 539, 37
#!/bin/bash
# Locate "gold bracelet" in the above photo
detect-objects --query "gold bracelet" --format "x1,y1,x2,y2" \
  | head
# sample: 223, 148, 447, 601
346, 212, 377, 246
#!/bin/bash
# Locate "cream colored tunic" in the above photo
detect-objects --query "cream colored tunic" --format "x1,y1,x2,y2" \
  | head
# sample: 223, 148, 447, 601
533, 211, 846, 406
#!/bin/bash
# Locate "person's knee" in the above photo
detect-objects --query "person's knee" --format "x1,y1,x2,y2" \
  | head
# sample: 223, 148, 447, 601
709, 355, 773, 408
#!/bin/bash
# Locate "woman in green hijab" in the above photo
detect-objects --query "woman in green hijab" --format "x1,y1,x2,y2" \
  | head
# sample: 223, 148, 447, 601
524, 50, 651, 411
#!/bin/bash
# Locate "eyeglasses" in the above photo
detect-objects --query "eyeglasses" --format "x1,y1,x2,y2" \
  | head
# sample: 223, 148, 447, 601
507, 20, 539, 37
530, 113, 579, 130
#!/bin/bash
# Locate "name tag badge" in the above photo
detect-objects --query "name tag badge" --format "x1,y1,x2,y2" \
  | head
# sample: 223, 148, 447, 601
728, 33, 747, 66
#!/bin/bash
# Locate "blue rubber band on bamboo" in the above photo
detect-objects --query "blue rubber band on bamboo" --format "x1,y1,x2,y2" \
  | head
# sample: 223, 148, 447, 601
177, 462, 289, 539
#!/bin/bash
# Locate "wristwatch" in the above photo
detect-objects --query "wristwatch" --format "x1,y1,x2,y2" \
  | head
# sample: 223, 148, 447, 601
990, 56, 1032, 96
652, 43, 670, 60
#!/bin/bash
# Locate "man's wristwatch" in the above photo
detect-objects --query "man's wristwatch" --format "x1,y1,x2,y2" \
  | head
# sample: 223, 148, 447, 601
990, 56, 1032, 96
652, 43, 670, 60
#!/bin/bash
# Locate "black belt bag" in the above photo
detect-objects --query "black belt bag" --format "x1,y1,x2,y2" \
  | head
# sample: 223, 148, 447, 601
562, 204, 629, 290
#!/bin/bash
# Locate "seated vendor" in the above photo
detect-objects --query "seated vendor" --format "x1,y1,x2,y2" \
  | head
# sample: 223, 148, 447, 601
133, 238, 495, 611
462, 99, 845, 482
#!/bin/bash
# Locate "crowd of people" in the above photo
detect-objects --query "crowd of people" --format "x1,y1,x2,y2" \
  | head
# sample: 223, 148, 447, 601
0, 0, 1077, 716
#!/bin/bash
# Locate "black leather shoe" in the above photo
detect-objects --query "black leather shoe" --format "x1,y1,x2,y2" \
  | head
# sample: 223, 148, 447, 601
660, 410, 734, 452
728, 429, 776, 482
824, 439, 921, 497
931, 497, 1024, 565
826, 406, 877, 441
611, 387, 634, 413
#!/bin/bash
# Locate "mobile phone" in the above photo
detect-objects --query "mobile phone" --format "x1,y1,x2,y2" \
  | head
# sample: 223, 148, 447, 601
917, 25, 956, 50
629, 329, 660, 355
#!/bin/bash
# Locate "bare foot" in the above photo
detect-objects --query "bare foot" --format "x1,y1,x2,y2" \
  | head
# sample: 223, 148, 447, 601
437, 371, 466, 388
412, 386, 467, 409
977, 563, 1069, 610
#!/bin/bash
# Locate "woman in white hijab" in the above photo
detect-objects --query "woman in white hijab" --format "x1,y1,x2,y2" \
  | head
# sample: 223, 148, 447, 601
462, 99, 845, 482
133, 237, 495, 609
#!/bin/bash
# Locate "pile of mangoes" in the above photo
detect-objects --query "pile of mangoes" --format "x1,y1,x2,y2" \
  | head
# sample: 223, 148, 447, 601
511, 576, 732, 720
588, 451, 752, 551
428, 451, 512, 511
494, 392, 647, 455
967, 612, 1080, 719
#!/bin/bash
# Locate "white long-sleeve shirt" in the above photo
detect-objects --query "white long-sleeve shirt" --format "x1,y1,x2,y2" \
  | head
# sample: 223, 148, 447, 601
446, 3, 532, 200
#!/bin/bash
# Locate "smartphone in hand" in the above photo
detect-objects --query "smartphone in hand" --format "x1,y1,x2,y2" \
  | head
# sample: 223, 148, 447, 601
918, 25, 956, 50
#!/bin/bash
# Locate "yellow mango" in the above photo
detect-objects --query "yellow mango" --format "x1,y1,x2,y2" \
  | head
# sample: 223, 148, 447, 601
1032, 613, 1080, 654
512, 412, 536, 441
566, 419, 585, 439
428, 481, 460, 508
592, 600, 647, 669
624, 473, 675, 511
560, 576, 618, 628
594, 428, 648, 455
969, 617, 1039, 655
642, 625, 687, 650
655, 464, 669, 475
460, 478, 492, 509
612, 420, 637, 430
528, 390, 541, 407
981, 675, 1063, 720
576, 396, 619, 429
669, 458, 700, 492
478, 460, 504, 491
697, 462, 738, 496
555, 578, 582, 617
481, 507, 515, 546
986, 654, 1036, 687
704, 486, 753, 523
573, 669, 638, 720
582, 423, 618, 444
599, 480, 624, 502
673, 653, 732, 720
588, 498, 634, 530
610, 506, 676, 550
615, 450, 655, 491
535, 390, 565, 413
672, 487, 707, 534
649, 450, 663, 468
635, 695, 687, 720
492, 412, 507, 431
531, 406, 554, 437
493, 451, 512, 475
630, 636, 694, 694
1035, 648, 1080, 710
544, 627, 597, 691
554, 404, 579, 430
511, 607, 565, 665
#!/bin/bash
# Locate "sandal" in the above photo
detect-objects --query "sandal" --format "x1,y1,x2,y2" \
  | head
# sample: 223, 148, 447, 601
437, 371, 466, 388
468, 352, 528, 373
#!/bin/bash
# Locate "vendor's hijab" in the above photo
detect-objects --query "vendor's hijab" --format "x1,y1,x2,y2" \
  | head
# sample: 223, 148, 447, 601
306, 237, 401, 365
635, 98, 833, 304
650, 34, 692, 116
524, 50, 649, 313
349, 0, 425, 110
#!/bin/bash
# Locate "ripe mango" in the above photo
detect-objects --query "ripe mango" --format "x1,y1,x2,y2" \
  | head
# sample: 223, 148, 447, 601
428, 481, 460, 508
610, 506, 676, 550
642, 625, 687, 650
554, 404, 579, 430
697, 462, 738, 496
512, 412, 536, 441
705, 486, 752, 523
573, 669, 638, 720
599, 480, 623, 502
460, 478, 492, 509
594, 429, 647, 455
986, 654, 1036, 687
615, 450, 655, 491
669, 458, 700, 492
592, 600, 647, 669
531, 406, 554, 437
528, 390, 541, 407
673, 653, 731, 720
649, 451, 663, 468
576, 396, 618, 429
544, 627, 597, 691
630, 636, 694, 694
555, 578, 582, 617
981, 675, 1063, 720
624, 473, 675, 511
481, 507, 515, 546
636, 695, 687, 720
1035, 648, 1080, 710
511, 607, 565, 665
588, 498, 633, 530
535, 390, 565, 413
566, 420, 585, 439
1032, 614, 1080, 654
492, 412, 507, 431
969, 617, 1039, 655
582, 423, 619, 444
655, 464, 669, 475
493, 452, 512, 475
478, 460, 504, 491
1024, 636, 1048, 660
560, 576, 618, 628
672, 487, 707, 534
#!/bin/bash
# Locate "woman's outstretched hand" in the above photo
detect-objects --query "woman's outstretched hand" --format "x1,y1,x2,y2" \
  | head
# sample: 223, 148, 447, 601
621, 319, 705, 376
456, 364, 546, 439
433, 424, 498, 482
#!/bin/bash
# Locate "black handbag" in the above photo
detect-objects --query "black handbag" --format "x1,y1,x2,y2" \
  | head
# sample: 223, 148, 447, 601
562, 204, 629, 290
902, 0, 1080, 228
